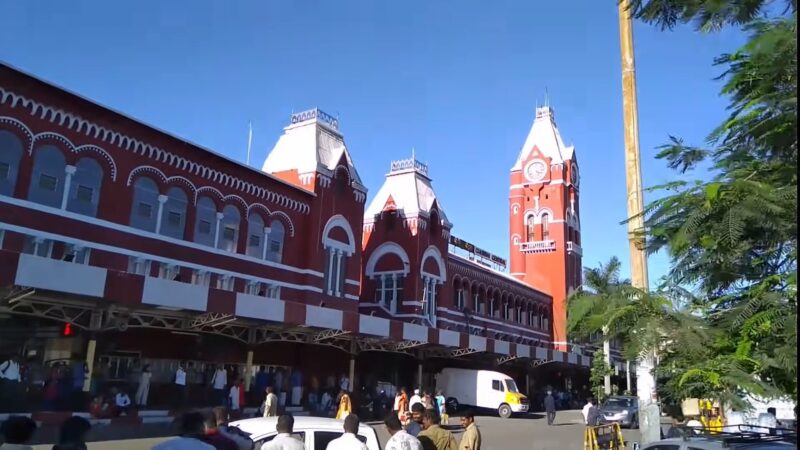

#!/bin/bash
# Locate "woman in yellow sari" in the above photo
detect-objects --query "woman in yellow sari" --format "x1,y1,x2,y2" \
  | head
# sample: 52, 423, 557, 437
336, 390, 352, 419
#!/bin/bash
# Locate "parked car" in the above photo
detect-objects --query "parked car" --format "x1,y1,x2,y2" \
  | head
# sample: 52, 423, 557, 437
597, 395, 639, 428
636, 437, 795, 449
229, 416, 381, 450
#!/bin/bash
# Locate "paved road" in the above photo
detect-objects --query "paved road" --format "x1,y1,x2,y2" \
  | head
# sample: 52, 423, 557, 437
31, 410, 642, 450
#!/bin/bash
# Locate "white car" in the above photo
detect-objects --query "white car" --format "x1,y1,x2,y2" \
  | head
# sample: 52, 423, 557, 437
229, 416, 382, 450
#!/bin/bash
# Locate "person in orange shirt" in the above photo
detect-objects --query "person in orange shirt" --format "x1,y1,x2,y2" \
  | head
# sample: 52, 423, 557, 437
398, 388, 409, 422
336, 390, 352, 420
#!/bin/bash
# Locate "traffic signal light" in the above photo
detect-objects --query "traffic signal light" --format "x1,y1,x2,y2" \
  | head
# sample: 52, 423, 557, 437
62, 323, 74, 337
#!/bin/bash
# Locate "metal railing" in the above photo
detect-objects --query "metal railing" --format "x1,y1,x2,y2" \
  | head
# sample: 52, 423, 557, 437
519, 240, 556, 253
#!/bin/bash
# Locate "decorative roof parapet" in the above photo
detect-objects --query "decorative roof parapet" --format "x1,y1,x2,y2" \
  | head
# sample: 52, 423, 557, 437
389, 157, 429, 178
289, 108, 339, 131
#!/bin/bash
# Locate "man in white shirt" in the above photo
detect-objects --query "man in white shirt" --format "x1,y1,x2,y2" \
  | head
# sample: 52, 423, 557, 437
114, 388, 132, 416
339, 374, 350, 393
326, 414, 368, 450
409, 389, 422, 410
0, 356, 22, 408
174, 363, 188, 409
582, 397, 594, 425
384, 413, 422, 450
211, 365, 228, 407
263, 387, 278, 418
261, 414, 304, 450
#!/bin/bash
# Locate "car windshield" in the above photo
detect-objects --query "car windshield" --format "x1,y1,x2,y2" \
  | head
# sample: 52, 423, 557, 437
604, 398, 634, 408
504, 379, 519, 393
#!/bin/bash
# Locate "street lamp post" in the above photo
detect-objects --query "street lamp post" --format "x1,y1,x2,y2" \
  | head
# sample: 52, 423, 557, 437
617, 0, 660, 444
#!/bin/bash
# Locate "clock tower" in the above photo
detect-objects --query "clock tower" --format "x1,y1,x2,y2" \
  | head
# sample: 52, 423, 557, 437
509, 106, 582, 351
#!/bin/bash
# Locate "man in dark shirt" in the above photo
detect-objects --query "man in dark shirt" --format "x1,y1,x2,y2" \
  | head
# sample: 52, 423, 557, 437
201, 411, 238, 450
544, 391, 556, 426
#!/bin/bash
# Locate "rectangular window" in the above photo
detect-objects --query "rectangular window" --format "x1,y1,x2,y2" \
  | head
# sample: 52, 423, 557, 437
216, 275, 234, 291
127, 257, 151, 275
491, 380, 503, 391
191, 270, 210, 287
266, 285, 280, 299
138, 202, 153, 218
159, 264, 180, 281
39, 174, 57, 192
167, 211, 182, 226
0, 162, 9, 180
76, 185, 93, 203
248, 234, 261, 247
198, 220, 212, 234
223, 226, 236, 241
245, 281, 261, 296
269, 239, 281, 253
23, 236, 53, 257
63, 244, 90, 264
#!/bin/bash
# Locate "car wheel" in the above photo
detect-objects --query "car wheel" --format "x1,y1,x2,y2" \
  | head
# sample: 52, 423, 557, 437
498, 404, 512, 419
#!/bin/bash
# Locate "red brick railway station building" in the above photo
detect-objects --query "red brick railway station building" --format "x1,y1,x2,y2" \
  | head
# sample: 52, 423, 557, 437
0, 62, 626, 412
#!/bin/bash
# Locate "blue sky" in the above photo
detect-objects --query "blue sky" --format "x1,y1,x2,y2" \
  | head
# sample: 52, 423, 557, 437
0, 1, 747, 287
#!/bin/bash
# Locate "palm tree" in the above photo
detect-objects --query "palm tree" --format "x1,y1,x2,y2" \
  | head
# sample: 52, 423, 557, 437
569, 258, 709, 424
569, 257, 630, 397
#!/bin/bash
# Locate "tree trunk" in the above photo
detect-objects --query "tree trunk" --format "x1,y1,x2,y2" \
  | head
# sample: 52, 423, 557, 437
603, 338, 612, 396
636, 352, 661, 444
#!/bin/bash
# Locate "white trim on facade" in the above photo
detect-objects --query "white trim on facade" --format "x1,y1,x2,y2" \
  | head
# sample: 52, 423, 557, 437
365, 241, 411, 277
420, 245, 446, 281
322, 214, 356, 255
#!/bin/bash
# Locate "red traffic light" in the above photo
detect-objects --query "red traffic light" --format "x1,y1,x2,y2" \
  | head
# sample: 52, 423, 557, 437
62, 323, 74, 337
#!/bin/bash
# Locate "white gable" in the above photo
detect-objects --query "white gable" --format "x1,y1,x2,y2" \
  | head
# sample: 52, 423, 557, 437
511, 106, 574, 170
262, 109, 364, 187
364, 158, 450, 226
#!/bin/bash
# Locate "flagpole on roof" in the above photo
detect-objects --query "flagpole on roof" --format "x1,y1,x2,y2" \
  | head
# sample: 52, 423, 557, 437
246, 121, 253, 166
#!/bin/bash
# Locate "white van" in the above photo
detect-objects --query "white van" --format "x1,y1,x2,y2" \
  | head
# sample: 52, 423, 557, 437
435, 368, 528, 418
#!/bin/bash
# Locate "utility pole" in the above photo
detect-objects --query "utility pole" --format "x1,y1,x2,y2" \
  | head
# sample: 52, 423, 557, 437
618, 0, 659, 444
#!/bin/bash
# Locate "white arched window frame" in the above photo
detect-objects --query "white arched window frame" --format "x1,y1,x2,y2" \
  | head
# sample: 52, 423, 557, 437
420, 246, 446, 327
194, 196, 218, 247
322, 215, 356, 298
455, 285, 465, 310
66, 157, 103, 217
541, 213, 551, 240
266, 219, 285, 263
246, 213, 266, 258
365, 242, 410, 313
159, 187, 188, 239
0, 130, 24, 197
28, 145, 67, 208
130, 177, 160, 232
218, 205, 241, 252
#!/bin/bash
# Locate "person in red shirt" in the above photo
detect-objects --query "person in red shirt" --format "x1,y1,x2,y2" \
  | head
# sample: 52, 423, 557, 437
200, 410, 238, 450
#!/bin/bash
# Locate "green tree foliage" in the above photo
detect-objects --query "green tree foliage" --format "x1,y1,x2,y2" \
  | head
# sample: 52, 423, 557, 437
629, 0, 797, 404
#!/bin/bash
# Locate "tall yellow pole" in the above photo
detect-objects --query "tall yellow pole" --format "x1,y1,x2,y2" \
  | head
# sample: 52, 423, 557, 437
618, 0, 649, 291
618, 1, 658, 444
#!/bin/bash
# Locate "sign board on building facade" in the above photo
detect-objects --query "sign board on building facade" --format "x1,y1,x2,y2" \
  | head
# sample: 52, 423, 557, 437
449, 236, 507, 269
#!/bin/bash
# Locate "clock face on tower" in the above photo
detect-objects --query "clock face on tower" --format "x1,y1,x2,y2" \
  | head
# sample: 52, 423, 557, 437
525, 160, 547, 182
571, 162, 580, 187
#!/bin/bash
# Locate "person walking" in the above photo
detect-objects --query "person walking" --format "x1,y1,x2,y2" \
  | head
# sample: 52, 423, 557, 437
263, 387, 278, 418
0, 356, 21, 411
417, 410, 457, 450
335, 390, 352, 420
459, 410, 481, 450
435, 390, 448, 425
585, 398, 599, 429
260, 414, 304, 450
0, 415, 37, 450
136, 364, 152, 407
175, 363, 188, 409
325, 414, 368, 450
409, 389, 422, 410
228, 379, 244, 419
397, 388, 409, 422
544, 390, 556, 426
211, 366, 228, 407
384, 414, 422, 450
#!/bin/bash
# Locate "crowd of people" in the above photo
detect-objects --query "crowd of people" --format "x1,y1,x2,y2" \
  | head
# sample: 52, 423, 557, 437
0, 415, 92, 450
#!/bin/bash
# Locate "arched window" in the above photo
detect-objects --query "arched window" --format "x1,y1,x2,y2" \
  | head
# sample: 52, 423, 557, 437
218, 205, 240, 252
526, 216, 536, 242
266, 220, 285, 263
66, 157, 103, 217
160, 187, 188, 239
246, 214, 265, 258
130, 177, 160, 232
541, 213, 550, 240
453, 282, 464, 310
0, 130, 24, 197
194, 196, 217, 247
322, 215, 355, 297
28, 145, 66, 208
